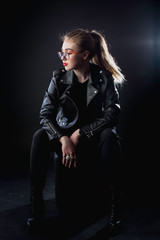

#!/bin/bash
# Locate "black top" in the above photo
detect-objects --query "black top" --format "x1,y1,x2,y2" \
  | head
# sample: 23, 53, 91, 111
71, 78, 89, 131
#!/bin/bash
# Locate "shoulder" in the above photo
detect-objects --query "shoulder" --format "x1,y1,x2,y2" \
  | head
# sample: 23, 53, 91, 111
90, 63, 112, 78
47, 69, 67, 92
52, 68, 66, 82
96, 66, 114, 84
47, 69, 66, 93
91, 64, 117, 92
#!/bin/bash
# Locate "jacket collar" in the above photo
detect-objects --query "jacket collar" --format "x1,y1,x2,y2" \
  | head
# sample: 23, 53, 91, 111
61, 63, 103, 105
62, 63, 101, 85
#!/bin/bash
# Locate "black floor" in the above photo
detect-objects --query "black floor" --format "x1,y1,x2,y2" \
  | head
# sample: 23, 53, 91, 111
0, 165, 160, 240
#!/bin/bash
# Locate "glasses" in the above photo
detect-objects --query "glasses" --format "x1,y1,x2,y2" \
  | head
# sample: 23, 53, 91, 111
57, 51, 82, 60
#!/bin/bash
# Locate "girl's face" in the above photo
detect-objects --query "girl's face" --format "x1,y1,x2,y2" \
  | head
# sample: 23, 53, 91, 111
60, 39, 89, 71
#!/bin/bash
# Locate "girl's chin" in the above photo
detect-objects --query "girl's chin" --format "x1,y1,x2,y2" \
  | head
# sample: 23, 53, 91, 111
64, 65, 72, 71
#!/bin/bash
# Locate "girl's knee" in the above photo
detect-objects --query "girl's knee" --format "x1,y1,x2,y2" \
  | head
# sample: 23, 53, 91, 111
100, 128, 117, 140
32, 128, 48, 143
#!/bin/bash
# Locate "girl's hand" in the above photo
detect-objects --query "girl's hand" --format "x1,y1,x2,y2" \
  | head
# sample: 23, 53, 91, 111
59, 136, 77, 168
70, 129, 81, 147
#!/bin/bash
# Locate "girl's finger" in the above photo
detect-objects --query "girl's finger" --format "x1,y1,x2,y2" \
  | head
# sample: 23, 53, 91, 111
65, 159, 69, 167
68, 159, 72, 168
68, 155, 75, 168
62, 154, 66, 165
73, 155, 77, 168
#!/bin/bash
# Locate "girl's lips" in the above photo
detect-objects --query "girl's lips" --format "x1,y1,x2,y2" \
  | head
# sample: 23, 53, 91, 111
63, 62, 68, 66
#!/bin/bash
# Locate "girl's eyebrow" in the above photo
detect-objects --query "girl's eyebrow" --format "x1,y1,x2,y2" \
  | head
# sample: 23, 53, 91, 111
61, 48, 74, 51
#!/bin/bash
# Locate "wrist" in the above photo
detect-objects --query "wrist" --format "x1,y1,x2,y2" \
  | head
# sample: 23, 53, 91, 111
77, 129, 81, 137
59, 136, 69, 144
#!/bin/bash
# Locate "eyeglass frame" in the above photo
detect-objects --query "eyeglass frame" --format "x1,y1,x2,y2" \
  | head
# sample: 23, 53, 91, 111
57, 50, 83, 60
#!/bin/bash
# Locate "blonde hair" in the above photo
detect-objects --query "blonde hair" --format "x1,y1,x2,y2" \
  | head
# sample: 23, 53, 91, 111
61, 29, 125, 85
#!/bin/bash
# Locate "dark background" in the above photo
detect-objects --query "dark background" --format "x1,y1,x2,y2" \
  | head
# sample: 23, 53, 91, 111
1, 0, 160, 204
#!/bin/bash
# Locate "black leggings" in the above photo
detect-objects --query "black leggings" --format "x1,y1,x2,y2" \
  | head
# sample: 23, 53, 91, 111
30, 127, 123, 195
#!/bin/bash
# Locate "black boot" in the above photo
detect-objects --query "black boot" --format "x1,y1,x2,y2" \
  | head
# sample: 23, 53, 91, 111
89, 190, 122, 240
27, 188, 45, 233
104, 191, 122, 237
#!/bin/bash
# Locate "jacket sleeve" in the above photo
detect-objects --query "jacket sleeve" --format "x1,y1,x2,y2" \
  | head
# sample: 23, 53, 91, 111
79, 73, 121, 139
39, 71, 64, 140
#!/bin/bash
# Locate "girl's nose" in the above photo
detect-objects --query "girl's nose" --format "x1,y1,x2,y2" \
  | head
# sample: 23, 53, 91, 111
61, 55, 66, 60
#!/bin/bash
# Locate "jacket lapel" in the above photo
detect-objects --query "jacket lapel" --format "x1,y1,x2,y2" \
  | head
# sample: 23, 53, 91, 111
59, 70, 74, 99
59, 64, 101, 105
87, 76, 99, 106
87, 64, 100, 106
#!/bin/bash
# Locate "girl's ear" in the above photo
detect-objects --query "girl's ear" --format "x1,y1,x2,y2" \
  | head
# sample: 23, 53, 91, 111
83, 50, 90, 60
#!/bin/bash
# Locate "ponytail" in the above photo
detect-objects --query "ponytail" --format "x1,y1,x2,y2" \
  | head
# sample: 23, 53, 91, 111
62, 29, 125, 85
90, 30, 125, 85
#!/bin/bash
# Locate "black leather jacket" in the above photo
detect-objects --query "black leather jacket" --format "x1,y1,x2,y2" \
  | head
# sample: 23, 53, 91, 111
40, 63, 120, 140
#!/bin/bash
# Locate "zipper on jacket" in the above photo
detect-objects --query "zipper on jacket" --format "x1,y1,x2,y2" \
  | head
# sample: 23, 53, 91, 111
47, 121, 58, 136
87, 122, 106, 137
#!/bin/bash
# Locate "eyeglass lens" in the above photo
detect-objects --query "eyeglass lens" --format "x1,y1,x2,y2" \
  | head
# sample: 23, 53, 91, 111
58, 52, 69, 60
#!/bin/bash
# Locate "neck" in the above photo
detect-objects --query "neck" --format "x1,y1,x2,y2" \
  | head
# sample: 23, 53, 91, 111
73, 62, 90, 83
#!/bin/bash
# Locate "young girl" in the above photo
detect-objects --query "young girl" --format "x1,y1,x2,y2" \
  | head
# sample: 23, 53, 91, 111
27, 29, 125, 237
